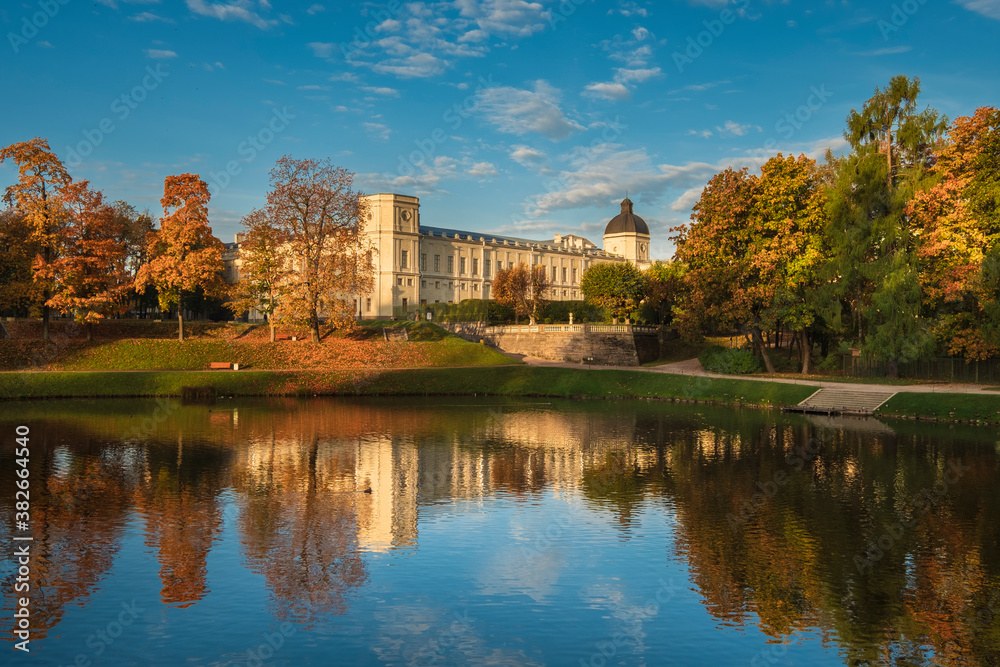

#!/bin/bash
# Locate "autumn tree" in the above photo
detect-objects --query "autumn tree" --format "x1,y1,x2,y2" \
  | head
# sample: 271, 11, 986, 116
34, 181, 131, 340
263, 157, 375, 343
909, 106, 1000, 360
0, 138, 72, 340
492, 263, 549, 324
580, 261, 645, 323
642, 261, 685, 325
229, 208, 290, 342
134, 174, 226, 341
0, 209, 42, 316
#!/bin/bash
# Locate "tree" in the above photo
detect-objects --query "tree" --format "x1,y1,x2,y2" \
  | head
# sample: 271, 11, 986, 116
229, 208, 291, 342
0, 138, 72, 340
580, 261, 645, 323
492, 263, 549, 324
134, 174, 226, 341
0, 209, 43, 316
34, 181, 131, 340
826, 76, 945, 374
909, 107, 1000, 360
642, 261, 686, 325
263, 157, 375, 343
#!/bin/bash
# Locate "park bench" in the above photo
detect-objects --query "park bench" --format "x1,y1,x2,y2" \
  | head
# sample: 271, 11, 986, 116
208, 362, 239, 370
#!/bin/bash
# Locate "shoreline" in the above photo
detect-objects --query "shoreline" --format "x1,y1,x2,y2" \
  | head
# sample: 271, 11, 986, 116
1, 366, 998, 426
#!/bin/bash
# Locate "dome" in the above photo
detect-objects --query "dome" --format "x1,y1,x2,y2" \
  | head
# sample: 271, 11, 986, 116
604, 197, 649, 236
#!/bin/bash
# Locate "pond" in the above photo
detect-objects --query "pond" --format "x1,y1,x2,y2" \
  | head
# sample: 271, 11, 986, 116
1, 396, 998, 665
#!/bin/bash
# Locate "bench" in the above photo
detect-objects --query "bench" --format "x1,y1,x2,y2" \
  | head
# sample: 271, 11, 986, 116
208, 362, 239, 370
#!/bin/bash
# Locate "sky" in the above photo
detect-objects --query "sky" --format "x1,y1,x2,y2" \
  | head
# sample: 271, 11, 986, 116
1, 0, 998, 260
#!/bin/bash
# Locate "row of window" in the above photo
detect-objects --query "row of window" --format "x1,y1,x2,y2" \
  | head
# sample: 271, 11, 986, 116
403, 252, 581, 285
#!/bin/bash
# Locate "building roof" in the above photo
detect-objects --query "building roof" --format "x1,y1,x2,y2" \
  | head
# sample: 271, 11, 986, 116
420, 226, 613, 256
604, 197, 649, 236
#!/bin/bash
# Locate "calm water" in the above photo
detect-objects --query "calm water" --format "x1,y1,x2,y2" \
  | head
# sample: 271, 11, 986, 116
1, 396, 999, 666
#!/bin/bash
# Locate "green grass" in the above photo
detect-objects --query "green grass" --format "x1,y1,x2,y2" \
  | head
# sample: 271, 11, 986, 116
876, 392, 1000, 423
0, 366, 817, 406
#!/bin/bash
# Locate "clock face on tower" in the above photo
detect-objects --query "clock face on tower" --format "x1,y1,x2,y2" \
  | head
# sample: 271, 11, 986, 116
401, 209, 412, 222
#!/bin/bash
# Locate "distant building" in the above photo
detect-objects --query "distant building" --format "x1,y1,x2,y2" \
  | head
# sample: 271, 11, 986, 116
223, 193, 654, 319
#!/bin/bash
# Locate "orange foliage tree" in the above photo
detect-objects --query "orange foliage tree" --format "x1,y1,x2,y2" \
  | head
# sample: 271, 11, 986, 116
909, 107, 1000, 360
135, 174, 226, 341
34, 181, 132, 340
0, 138, 72, 340
264, 157, 375, 343
492, 263, 549, 324
229, 207, 291, 342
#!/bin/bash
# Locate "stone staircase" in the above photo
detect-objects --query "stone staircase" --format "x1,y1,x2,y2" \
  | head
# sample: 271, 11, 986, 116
789, 388, 896, 415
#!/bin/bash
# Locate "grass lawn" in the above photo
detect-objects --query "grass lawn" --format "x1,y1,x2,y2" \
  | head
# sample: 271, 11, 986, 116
876, 392, 1000, 423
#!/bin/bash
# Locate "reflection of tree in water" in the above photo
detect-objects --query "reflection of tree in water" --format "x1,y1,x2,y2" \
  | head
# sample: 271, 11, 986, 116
581, 450, 649, 527
235, 434, 366, 625
489, 443, 547, 495
0, 434, 136, 641
134, 434, 228, 609
663, 420, 1000, 665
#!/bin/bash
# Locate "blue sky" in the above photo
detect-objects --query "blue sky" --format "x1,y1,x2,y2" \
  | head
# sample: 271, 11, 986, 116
2, 0, 998, 259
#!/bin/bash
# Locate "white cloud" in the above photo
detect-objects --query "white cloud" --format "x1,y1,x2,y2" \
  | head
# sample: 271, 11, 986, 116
297, 84, 330, 91
668, 79, 731, 94
362, 156, 459, 195
716, 120, 757, 137
37, 40, 54, 48
584, 82, 631, 101
361, 86, 401, 97
468, 161, 498, 179
686, 129, 713, 138
306, 3, 324, 15
852, 45, 912, 56
364, 122, 392, 141
612, 1, 648, 17
614, 67, 662, 83
670, 186, 703, 212
476, 81, 584, 141
185, 0, 278, 30
509, 144, 548, 169
307, 42, 336, 58
145, 48, 178, 59
957, 0, 1000, 20
130, 12, 174, 22
632, 26, 650, 41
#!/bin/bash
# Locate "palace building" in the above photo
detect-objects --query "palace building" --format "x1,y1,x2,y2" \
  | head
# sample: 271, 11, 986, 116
224, 192, 653, 319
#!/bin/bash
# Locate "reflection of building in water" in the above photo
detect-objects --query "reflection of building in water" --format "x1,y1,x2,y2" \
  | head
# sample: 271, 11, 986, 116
352, 435, 418, 552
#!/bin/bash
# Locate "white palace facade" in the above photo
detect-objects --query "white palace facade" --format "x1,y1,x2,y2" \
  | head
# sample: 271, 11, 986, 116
225, 193, 653, 319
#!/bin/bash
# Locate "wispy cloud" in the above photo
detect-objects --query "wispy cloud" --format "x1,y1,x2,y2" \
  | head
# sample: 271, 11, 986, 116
583, 82, 631, 101
185, 0, 279, 30
145, 48, 178, 59
130, 11, 174, 23
477, 81, 584, 141
852, 45, 913, 56
468, 161, 498, 179
956, 0, 1000, 20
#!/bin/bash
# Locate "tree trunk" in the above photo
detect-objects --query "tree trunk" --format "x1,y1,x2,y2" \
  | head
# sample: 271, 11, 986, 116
86, 321, 94, 342
751, 326, 776, 373
42, 302, 50, 342
269, 322, 276, 343
886, 359, 899, 379
310, 310, 320, 343
177, 309, 184, 342
800, 329, 812, 374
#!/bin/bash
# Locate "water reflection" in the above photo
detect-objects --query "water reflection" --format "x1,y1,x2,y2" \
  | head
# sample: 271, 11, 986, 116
0, 397, 999, 664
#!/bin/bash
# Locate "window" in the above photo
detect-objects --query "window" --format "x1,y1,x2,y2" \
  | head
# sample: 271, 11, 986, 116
435, 281, 440, 289
449, 281, 453, 289
562, 267, 567, 283
473, 284, 479, 291
460, 257, 467, 275
397, 278, 403, 286
402, 298, 408, 309
447, 256, 454, 274
366, 298, 371, 312
434, 255, 440, 272
472, 258, 479, 276
401, 250, 408, 269
407, 278, 413, 286
421, 280, 426, 288
461, 283, 467, 291
572, 268, 577, 283
551, 266, 557, 281
509, 261, 514, 269
497, 261, 503, 274
484, 261, 491, 277
420, 254, 427, 271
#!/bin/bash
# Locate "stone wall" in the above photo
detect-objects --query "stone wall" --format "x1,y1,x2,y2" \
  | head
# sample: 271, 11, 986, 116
445, 323, 666, 367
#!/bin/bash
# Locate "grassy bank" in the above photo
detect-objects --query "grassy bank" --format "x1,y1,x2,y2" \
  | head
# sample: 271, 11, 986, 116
876, 393, 1000, 424
0, 366, 817, 406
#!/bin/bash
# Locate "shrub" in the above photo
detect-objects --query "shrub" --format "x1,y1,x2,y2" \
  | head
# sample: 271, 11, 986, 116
698, 345, 762, 374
